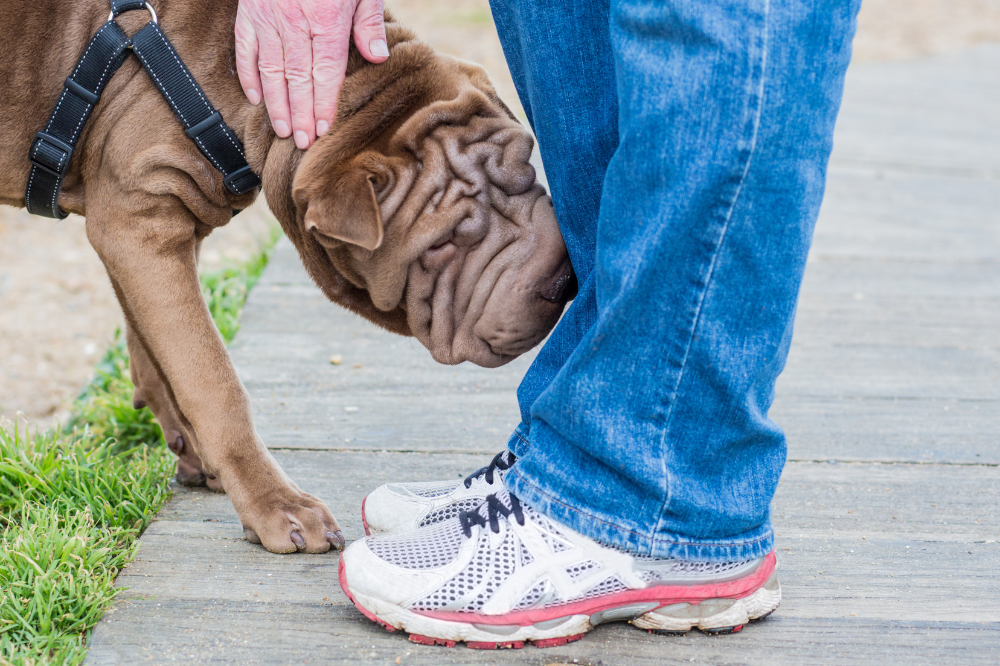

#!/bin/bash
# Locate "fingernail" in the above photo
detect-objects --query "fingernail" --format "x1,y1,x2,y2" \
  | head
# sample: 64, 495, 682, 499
294, 130, 310, 150
327, 530, 346, 550
316, 120, 329, 137
246, 88, 261, 105
370, 39, 389, 58
272, 119, 290, 137
290, 531, 305, 548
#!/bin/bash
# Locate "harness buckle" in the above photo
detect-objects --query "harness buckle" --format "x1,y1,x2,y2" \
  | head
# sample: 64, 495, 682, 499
30, 132, 74, 178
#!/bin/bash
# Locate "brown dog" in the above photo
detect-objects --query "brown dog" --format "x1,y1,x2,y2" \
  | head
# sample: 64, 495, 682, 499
0, 0, 573, 553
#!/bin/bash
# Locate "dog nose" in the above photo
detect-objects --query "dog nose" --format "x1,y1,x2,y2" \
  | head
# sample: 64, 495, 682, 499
539, 258, 576, 303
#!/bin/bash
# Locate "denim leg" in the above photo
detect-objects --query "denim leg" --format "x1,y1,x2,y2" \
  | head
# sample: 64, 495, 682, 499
502, 0, 861, 560
488, 0, 616, 455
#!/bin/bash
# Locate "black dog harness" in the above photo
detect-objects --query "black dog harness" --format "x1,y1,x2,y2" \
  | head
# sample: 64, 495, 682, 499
26, 0, 261, 219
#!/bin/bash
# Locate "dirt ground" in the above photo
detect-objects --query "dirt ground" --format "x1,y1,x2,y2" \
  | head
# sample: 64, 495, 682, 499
0, 207, 275, 426
2, 0, 999, 425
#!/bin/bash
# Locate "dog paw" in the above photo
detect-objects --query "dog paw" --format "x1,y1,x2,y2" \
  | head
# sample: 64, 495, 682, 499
240, 492, 344, 554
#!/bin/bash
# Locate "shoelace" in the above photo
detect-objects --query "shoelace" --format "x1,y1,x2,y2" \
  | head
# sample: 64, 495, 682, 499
463, 450, 516, 489
459, 492, 525, 537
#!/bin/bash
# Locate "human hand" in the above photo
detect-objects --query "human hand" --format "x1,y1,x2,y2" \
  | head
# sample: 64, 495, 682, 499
235, 0, 389, 150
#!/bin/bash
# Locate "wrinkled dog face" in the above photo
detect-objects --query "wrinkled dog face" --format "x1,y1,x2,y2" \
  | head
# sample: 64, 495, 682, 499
292, 50, 574, 367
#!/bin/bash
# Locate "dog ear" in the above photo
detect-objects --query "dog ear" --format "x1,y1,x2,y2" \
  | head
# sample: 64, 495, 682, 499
302, 169, 384, 251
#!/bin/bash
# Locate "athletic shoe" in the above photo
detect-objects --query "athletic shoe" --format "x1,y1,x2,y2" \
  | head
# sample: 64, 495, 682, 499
361, 450, 515, 535
340, 488, 780, 649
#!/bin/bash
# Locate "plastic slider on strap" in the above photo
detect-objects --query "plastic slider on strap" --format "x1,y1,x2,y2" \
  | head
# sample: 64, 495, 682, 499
65, 78, 100, 106
185, 111, 223, 140
30, 132, 74, 178
224, 166, 260, 195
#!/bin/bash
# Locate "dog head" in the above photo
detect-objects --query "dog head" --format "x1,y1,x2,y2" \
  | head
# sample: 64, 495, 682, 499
279, 20, 573, 367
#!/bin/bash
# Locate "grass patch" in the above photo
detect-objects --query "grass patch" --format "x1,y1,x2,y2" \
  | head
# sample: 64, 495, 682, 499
1, 223, 281, 666
0, 428, 174, 665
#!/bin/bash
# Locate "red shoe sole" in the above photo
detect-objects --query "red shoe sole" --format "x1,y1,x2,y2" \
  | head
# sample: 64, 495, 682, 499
338, 552, 776, 648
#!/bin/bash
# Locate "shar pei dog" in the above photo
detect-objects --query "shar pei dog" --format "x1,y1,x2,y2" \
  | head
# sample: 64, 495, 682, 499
0, 0, 574, 553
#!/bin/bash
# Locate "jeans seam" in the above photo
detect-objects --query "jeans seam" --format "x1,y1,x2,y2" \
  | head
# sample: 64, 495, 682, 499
651, 0, 773, 544
511, 467, 771, 548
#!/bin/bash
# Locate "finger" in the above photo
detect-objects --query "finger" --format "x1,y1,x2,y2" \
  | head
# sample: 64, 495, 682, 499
276, 1, 316, 149
234, 5, 262, 106
352, 0, 389, 64
255, 15, 293, 138
310, 20, 352, 138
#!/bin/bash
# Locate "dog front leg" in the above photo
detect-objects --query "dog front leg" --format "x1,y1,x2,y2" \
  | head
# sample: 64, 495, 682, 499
126, 319, 225, 490
89, 208, 343, 554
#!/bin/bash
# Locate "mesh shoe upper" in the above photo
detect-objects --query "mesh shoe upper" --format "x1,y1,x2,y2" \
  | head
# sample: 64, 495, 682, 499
362, 450, 516, 534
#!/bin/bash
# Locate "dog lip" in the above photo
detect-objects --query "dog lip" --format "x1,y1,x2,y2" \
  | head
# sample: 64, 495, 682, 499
539, 257, 576, 303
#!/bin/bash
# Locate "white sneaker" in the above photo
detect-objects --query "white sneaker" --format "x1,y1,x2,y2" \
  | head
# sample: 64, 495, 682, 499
361, 451, 515, 535
340, 488, 780, 649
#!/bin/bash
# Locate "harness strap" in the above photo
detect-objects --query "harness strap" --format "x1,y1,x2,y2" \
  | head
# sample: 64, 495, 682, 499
26, 1, 262, 219
26, 22, 132, 219
131, 23, 261, 196
110, 0, 148, 15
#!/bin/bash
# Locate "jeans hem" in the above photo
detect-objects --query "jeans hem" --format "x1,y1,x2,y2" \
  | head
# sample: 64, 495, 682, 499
507, 466, 774, 562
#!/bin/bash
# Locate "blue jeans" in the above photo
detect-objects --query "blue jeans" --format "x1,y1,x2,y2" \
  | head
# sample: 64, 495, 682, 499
489, 0, 861, 561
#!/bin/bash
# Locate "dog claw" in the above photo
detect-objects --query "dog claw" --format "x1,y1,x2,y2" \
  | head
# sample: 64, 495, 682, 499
290, 531, 306, 548
327, 530, 345, 550
243, 527, 262, 544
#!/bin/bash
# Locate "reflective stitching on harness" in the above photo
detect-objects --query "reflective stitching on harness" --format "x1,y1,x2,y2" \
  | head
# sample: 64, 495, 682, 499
92, 30, 127, 94
147, 25, 246, 160
27, 4, 259, 218
151, 25, 212, 120
130, 41, 187, 123
134, 26, 250, 176
26, 169, 37, 214
193, 136, 224, 172
49, 171, 59, 213
69, 107, 92, 145
44, 90, 69, 133
222, 125, 247, 159
71, 24, 105, 79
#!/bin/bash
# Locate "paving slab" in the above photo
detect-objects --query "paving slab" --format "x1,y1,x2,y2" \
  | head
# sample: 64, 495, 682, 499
86, 44, 1000, 664
86, 453, 1000, 665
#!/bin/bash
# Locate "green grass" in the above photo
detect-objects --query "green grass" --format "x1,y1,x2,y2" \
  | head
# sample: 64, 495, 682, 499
0, 223, 281, 666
